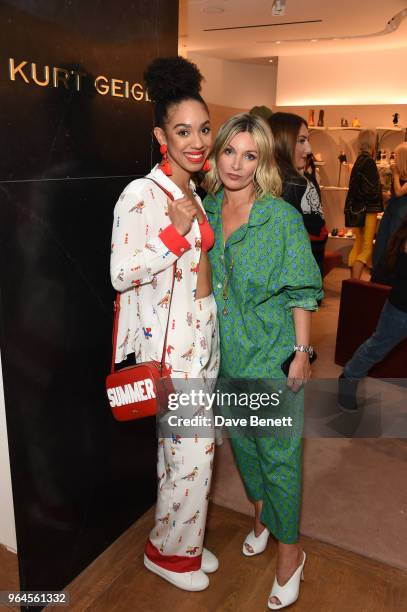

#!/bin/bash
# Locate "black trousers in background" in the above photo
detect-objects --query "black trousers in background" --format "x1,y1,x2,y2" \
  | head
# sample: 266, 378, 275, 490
310, 238, 327, 279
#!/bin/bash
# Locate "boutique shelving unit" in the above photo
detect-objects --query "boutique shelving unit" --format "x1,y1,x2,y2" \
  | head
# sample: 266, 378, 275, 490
309, 125, 406, 232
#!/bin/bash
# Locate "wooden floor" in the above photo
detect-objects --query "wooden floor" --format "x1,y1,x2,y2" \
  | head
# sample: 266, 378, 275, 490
48, 504, 407, 612
0, 544, 19, 612
0, 545, 19, 591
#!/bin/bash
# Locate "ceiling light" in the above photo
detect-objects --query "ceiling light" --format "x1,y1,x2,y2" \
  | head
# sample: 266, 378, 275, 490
310, 38, 318, 42
275, 40, 281, 44
269, 59, 274, 62
272, 0, 286, 16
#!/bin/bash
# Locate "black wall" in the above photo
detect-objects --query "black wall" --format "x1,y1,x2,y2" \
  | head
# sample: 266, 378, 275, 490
0, 1, 178, 605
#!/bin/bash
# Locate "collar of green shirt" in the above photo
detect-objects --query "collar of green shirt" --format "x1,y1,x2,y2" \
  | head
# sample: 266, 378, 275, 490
205, 189, 275, 229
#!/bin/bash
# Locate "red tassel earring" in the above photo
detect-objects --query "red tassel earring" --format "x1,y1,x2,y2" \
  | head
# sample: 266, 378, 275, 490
202, 159, 211, 172
159, 144, 172, 176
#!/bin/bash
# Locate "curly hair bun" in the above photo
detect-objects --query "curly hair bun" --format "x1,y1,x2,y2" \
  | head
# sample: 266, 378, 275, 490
144, 56, 203, 104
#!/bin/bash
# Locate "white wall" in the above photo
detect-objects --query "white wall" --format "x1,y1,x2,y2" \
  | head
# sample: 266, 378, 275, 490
188, 53, 277, 110
277, 47, 407, 106
0, 351, 17, 552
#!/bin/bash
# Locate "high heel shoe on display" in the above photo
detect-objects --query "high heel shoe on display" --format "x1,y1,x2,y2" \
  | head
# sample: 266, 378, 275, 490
242, 526, 270, 556
201, 548, 219, 573
144, 554, 209, 591
268, 551, 306, 610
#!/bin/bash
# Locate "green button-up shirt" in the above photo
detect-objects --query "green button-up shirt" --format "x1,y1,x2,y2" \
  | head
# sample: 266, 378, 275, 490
204, 190, 323, 378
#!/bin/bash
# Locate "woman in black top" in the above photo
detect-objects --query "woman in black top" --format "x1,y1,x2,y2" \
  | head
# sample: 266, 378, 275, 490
268, 112, 328, 277
339, 217, 407, 410
345, 129, 383, 279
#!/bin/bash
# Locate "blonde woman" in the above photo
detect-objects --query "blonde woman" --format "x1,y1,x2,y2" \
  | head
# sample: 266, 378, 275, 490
203, 114, 322, 609
345, 129, 383, 279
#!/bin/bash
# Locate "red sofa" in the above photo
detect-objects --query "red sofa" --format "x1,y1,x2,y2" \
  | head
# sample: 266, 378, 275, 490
335, 278, 407, 377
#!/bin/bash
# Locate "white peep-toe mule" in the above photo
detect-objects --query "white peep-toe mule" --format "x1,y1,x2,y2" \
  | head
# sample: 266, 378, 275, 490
268, 551, 306, 610
242, 527, 270, 556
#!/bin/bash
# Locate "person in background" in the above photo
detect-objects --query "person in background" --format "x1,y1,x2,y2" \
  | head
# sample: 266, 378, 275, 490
110, 56, 219, 592
339, 216, 407, 411
344, 129, 383, 280
391, 142, 407, 198
249, 104, 273, 122
268, 112, 328, 278
372, 143, 407, 283
204, 113, 322, 609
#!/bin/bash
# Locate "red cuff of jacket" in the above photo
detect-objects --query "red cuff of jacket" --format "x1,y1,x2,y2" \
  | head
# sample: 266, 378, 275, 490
159, 224, 191, 257
199, 217, 215, 252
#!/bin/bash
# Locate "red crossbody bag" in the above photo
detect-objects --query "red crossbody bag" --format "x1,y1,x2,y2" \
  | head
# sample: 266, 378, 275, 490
106, 178, 176, 421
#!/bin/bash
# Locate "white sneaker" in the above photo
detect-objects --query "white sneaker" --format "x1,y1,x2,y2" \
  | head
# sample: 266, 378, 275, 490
201, 548, 219, 573
144, 554, 209, 591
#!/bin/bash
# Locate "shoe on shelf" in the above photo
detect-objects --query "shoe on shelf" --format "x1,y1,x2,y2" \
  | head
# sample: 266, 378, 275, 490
202, 548, 219, 573
268, 551, 306, 610
338, 228, 345, 237
338, 374, 359, 412
144, 554, 209, 591
243, 526, 270, 556
331, 228, 338, 236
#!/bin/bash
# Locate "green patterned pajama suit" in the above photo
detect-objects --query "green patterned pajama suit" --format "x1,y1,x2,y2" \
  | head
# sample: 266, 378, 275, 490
205, 191, 323, 544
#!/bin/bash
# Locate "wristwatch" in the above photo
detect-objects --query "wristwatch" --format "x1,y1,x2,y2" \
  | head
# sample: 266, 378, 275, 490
293, 344, 314, 359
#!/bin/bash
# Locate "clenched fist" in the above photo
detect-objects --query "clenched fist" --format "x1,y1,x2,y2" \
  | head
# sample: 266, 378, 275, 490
167, 196, 205, 236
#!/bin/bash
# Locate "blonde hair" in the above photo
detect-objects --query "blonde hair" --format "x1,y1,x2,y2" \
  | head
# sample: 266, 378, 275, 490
203, 113, 282, 199
395, 142, 407, 180
358, 129, 376, 153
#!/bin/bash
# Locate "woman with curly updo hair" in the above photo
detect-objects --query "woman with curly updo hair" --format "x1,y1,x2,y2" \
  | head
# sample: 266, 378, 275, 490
110, 57, 219, 591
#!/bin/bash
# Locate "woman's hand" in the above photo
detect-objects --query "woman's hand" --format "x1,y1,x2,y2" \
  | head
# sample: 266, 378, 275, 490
168, 197, 205, 236
286, 352, 311, 393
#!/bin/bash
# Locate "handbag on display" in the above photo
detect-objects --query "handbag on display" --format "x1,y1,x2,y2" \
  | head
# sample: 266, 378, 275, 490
106, 178, 176, 421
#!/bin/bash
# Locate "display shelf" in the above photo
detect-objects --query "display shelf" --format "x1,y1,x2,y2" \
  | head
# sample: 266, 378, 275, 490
327, 126, 362, 131
376, 126, 404, 131
310, 126, 405, 132
328, 233, 355, 239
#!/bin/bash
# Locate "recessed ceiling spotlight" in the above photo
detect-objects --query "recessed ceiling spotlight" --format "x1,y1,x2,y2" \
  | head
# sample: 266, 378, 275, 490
202, 6, 225, 13
310, 38, 318, 42
272, 0, 286, 16
275, 40, 281, 44
269, 59, 274, 62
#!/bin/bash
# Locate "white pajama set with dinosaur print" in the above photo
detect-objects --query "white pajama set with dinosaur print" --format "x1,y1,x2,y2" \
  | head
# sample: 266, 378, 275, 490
110, 166, 219, 572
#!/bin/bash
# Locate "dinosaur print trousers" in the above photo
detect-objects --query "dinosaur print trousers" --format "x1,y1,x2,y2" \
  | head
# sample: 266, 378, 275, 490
145, 294, 219, 572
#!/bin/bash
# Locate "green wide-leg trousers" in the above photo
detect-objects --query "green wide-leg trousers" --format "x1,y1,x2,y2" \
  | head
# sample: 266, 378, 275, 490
230, 433, 302, 544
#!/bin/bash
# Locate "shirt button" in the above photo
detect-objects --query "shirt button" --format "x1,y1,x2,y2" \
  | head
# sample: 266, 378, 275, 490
217, 283, 222, 289
180, 247, 185, 252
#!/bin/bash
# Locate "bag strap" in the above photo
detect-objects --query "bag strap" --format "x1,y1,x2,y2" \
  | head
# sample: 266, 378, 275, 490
111, 176, 178, 373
